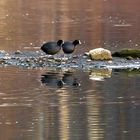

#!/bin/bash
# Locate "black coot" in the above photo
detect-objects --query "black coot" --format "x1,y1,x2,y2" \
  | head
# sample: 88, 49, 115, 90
41, 40, 64, 55
62, 40, 81, 54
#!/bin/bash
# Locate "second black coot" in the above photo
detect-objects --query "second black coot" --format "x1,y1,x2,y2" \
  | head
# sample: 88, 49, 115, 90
62, 40, 81, 54
41, 40, 64, 55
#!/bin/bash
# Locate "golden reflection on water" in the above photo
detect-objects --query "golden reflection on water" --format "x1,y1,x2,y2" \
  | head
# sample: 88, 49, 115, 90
87, 95, 104, 140
89, 68, 112, 81
58, 89, 70, 140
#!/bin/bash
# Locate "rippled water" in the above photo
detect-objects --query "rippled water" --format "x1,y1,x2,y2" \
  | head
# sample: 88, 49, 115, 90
0, 0, 140, 140
0, 66, 139, 140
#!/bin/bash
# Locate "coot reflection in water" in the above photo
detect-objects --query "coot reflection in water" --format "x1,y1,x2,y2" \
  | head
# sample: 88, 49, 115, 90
41, 69, 81, 88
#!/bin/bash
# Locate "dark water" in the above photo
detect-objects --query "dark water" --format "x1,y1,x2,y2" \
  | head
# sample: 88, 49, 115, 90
0, 0, 140, 140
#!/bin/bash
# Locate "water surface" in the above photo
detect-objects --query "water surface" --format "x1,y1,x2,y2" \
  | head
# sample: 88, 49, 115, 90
0, 0, 140, 140
0, 66, 139, 140
0, 0, 140, 52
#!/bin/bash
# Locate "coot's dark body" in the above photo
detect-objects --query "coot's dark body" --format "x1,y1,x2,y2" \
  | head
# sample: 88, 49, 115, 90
62, 40, 81, 54
41, 40, 63, 55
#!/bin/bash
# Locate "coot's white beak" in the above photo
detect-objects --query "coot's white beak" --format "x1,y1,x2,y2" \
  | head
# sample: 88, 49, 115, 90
79, 40, 82, 44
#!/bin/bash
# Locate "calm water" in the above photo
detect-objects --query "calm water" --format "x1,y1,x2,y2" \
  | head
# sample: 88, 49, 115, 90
0, 0, 140, 140
0, 66, 139, 140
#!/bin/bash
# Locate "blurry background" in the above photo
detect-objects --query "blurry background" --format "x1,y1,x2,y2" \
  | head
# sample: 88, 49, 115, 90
0, 0, 140, 53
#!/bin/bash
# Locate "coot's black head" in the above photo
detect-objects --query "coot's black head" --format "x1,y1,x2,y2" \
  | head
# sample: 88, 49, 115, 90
72, 78, 81, 87
57, 40, 64, 46
57, 80, 64, 88
73, 40, 81, 46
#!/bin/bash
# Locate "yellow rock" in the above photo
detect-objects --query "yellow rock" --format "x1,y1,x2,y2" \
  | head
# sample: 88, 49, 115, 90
89, 48, 112, 60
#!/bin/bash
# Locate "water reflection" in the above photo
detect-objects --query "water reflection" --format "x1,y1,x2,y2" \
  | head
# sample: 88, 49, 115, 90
41, 68, 112, 89
41, 69, 81, 88
0, 66, 139, 139
40, 68, 140, 140
114, 68, 140, 76
89, 68, 112, 81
